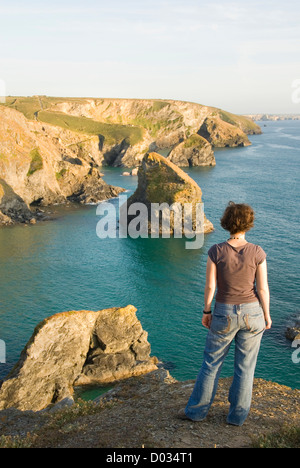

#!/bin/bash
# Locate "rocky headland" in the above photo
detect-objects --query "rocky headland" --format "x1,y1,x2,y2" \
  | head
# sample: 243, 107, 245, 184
245, 114, 300, 121
0, 306, 158, 412
198, 115, 251, 148
0, 307, 299, 448
0, 97, 261, 226
0, 106, 124, 225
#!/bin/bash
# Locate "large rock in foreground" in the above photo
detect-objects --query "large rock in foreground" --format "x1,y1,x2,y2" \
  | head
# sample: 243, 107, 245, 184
126, 152, 214, 235
0, 306, 158, 412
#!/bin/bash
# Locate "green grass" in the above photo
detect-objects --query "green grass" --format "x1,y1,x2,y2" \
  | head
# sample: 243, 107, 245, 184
0, 398, 115, 449
150, 101, 169, 112
0, 96, 58, 120
38, 111, 144, 146
0, 96, 260, 149
1, 96, 40, 120
131, 114, 183, 138
183, 134, 207, 149
27, 148, 43, 176
216, 109, 261, 134
0, 96, 144, 146
55, 168, 67, 180
251, 425, 300, 448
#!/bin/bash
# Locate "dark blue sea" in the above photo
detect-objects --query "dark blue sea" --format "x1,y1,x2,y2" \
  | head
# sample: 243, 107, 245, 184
0, 120, 299, 391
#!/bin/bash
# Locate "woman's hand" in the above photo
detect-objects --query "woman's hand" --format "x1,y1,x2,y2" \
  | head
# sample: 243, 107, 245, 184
202, 313, 213, 329
265, 315, 272, 330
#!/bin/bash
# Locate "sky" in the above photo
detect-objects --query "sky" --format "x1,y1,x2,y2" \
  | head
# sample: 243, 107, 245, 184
1, 0, 300, 114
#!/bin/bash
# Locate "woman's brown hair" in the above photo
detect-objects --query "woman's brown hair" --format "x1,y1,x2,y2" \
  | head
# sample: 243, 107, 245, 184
220, 201, 255, 234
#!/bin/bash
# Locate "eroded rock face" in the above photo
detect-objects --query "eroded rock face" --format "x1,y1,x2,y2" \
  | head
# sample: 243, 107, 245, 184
285, 319, 300, 342
0, 306, 158, 412
0, 106, 124, 225
0, 178, 35, 224
126, 152, 214, 235
168, 134, 216, 167
198, 116, 251, 148
77, 306, 156, 385
0, 97, 261, 223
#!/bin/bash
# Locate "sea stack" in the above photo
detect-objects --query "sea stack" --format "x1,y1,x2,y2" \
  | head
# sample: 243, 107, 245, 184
167, 134, 216, 167
125, 152, 214, 236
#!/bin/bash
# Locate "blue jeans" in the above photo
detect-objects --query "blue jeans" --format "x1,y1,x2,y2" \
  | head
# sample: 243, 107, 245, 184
185, 301, 265, 426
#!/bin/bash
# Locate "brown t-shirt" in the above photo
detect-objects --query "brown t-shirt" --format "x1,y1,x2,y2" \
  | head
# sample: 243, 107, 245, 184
208, 242, 267, 305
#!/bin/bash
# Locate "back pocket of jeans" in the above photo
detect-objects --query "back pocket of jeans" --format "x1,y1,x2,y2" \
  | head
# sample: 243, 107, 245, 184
244, 313, 265, 334
211, 314, 231, 334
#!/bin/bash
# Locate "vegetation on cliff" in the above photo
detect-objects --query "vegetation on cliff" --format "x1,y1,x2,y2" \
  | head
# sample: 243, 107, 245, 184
0, 105, 124, 225
0, 370, 298, 448
38, 111, 144, 146
126, 152, 214, 235
168, 134, 216, 167
27, 148, 43, 177
0, 96, 262, 225
0, 96, 261, 166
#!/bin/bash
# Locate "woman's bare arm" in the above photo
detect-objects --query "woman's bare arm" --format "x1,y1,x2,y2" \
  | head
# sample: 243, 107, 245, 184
256, 260, 272, 329
203, 257, 217, 329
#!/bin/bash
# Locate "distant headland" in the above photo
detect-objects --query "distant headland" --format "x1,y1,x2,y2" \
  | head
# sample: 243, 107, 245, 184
0, 96, 262, 226
245, 114, 300, 121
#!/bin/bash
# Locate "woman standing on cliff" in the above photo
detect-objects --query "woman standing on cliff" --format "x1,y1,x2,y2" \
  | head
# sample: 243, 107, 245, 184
180, 201, 272, 426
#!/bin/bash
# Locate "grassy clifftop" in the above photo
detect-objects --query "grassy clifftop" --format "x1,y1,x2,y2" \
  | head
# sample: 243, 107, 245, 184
0, 96, 262, 174
0, 370, 298, 448
1, 97, 144, 146
1, 96, 261, 146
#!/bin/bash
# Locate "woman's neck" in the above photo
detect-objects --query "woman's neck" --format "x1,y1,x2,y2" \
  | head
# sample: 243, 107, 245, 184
229, 232, 245, 240
227, 232, 248, 246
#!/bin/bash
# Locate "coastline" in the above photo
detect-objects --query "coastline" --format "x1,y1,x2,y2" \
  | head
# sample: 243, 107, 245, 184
0, 121, 299, 392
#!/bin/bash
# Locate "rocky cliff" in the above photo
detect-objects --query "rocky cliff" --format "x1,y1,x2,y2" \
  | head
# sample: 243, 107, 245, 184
0, 306, 298, 448
1, 96, 261, 169
0, 97, 261, 225
198, 115, 251, 148
0, 106, 124, 225
0, 369, 299, 448
0, 178, 35, 225
0, 306, 158, 412
168, 134, 216, 167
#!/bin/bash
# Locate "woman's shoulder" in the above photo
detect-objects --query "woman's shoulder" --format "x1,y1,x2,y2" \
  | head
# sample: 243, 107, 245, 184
208, 241, 227, 252
207, 242, 228, 263
246, 243, 267, 263
246, 242, 266, 252
210, 241, 228, 248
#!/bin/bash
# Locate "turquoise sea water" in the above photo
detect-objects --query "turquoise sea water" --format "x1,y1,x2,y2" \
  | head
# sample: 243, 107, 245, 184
0, 120, 299, 390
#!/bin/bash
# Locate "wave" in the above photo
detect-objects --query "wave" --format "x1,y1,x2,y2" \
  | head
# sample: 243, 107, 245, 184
277, 132, 300, 141
267, 143, 296, 150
